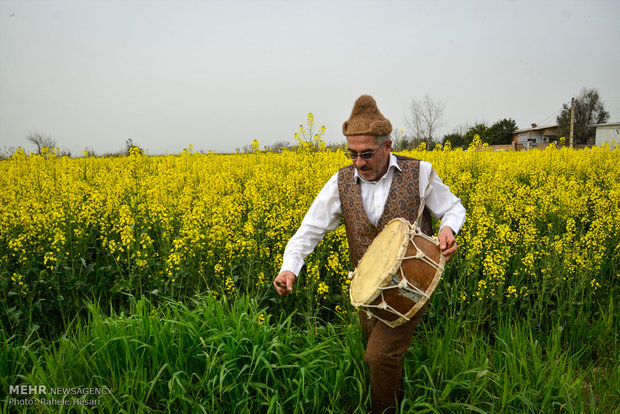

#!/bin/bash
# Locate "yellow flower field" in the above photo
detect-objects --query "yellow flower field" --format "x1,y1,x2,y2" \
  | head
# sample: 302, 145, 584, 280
1, 142, 618, 334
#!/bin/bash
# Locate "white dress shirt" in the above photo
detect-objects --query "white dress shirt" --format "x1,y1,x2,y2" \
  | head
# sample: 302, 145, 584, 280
280, 154, 466, 276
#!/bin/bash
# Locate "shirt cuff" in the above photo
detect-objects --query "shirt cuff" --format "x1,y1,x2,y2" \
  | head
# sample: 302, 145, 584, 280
280, 257, 304, 277
438, 210, 466, 235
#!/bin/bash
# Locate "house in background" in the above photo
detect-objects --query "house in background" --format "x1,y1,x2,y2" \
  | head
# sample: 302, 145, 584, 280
590, 122, 620, 148
512, 124, 560, 149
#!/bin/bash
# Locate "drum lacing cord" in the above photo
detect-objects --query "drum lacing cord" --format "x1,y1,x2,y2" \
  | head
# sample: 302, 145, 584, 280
399, 229, 445, 273
368, 267, 434, 324
374, 270, 429, 299
362, 291, 413, 325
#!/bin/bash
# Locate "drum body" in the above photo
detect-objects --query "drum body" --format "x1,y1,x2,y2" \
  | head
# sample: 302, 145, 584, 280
349, 218, 445, 327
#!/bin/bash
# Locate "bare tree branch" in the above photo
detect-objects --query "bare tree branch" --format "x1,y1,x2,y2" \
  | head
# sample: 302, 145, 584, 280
26, 130, 56, 153
404, 95, 445, 142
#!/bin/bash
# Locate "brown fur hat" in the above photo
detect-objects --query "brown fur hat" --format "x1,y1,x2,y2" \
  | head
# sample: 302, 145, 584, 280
342, 95, 392, 136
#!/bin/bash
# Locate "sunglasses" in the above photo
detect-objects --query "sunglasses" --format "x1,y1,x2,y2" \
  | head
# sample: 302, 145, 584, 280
345, 142, 385, 160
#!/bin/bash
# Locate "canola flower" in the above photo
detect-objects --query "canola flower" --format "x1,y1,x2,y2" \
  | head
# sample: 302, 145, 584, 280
0, 140, 618, 333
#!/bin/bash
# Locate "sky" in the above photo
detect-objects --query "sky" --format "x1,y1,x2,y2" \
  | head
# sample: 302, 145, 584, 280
1, 0, 619, 155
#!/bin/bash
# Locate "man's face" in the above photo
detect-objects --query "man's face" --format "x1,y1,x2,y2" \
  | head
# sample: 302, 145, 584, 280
346, 135, 392, 182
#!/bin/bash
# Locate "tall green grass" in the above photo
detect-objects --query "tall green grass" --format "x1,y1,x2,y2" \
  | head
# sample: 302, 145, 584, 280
2, 294, 617, 413
2, 295, 367, 413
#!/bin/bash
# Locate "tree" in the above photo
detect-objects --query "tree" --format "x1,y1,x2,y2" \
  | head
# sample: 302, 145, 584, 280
442, 119, 517, 148
463, 123, 488, 147
441, 132, 466, 148
485, 118, 518, 145
404, 95, 445, 143
27, 130, 56, 153
556, 88, 609, 145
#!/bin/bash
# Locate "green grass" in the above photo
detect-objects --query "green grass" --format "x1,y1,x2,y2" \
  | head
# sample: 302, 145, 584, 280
1, 294, 618, 413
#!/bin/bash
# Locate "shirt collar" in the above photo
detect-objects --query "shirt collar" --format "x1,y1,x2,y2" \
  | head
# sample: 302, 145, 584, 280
353, 154, 402, 183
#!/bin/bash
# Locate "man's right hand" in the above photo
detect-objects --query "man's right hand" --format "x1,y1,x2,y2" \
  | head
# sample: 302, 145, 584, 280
274, 270, 296, 296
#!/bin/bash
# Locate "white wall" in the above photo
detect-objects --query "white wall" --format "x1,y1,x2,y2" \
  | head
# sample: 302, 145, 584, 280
595, 124, 620, 148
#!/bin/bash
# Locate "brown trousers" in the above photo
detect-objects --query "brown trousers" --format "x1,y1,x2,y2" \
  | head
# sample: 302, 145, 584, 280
359, 305, 427, 414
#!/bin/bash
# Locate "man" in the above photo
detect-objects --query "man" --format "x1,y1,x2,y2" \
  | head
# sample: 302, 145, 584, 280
273, 95, 466, 413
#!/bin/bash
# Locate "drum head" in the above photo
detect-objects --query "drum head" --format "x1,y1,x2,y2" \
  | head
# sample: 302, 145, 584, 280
350, 218, 410, 305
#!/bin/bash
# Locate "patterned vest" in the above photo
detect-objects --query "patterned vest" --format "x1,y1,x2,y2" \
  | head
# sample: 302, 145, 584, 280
337, 155, 433, 267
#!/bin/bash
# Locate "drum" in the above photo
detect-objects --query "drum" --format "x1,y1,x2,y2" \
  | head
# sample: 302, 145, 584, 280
349, 218, 446, 327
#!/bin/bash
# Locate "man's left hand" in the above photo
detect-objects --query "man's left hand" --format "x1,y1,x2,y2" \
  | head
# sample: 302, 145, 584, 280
438, 226, 457, 261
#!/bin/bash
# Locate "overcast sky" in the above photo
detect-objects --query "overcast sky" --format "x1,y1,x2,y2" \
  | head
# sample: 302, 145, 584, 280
1, 0, 619, 155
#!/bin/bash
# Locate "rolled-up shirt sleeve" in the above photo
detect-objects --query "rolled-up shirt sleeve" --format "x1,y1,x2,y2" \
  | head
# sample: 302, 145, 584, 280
419, 161, 466, 234
280, 173, 342, 276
